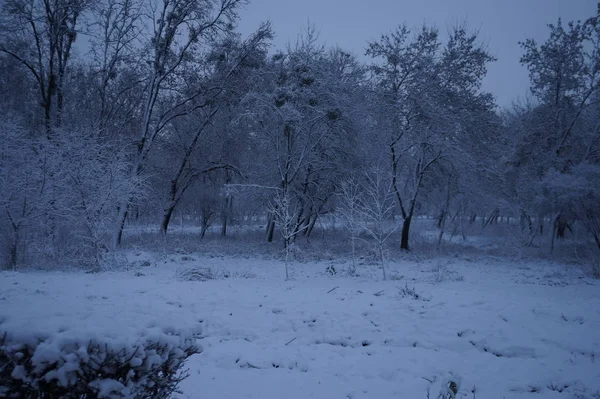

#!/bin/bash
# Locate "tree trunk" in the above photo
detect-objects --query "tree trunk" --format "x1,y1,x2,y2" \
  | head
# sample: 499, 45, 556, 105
400, 215, 412, 251
221, 194, 232, 237
302, 216, 311, 236
556, 214, 568, 239
200, 223, 209, 240
221, 170, 233, 237
200, 213, 213, 240
550, 223, 556, 253
350, 234, 356, 274
160, 204, 175, 236
284, 241, 290, 280
221, 211, 228, 237
486, 212, 494, 227
484, 209, 499, 228
9, 228, 19, 271
44, 100, 52, 138
549, 213, 561, 253
591, 230, 600, 251
436, 211, 445, 229
302, 205, 313, 236
305, 214, 318, 237
266, 213, 275, 242
379, 244, 387, 280
114, 207, 128, 248
437, 214, 446, 249
521, 211, 532, 232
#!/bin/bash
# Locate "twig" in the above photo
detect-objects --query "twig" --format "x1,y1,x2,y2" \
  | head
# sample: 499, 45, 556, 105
285, 337, 297, 346
327, 286, 339, 294
373, 290, 385, 297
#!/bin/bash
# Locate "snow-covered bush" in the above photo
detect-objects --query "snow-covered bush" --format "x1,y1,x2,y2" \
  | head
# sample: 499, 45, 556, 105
176, 266, 222, 281
0, 122, 146, 270
425, 374, 462, 399
0, 327, 200, 398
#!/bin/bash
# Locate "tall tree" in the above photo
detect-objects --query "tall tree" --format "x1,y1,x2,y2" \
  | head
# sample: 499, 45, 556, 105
367, 24, 495, 250
87, 0, 144, 135
157, 25, 272, 235
515, 6, 600, 248
0, 0, 89, 135
244, 28, 361, 243
113, 0, 246, 246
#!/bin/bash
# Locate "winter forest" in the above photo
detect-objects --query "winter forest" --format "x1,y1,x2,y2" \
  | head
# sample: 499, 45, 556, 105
1, 0, 600, 398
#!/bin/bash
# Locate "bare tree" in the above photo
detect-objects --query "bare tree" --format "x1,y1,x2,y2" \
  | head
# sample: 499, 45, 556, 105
355, 169, 397, 280
113, 0, 246, 247
244, 27, 360, 243
158, 24, 272, 235
0, 0, 89, 135
516, 8, 600, 251
336, 177, 362, 274
88, 0, 144, 134
367, 24, 495, 250
269, 188, 309, 280
0, 123, 46, 268
57, 132, 146, 267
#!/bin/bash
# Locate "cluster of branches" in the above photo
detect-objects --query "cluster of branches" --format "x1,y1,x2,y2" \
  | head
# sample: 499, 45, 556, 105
503, 7, 600, 253
1, 0, 599, 270
0, 330, 200, 397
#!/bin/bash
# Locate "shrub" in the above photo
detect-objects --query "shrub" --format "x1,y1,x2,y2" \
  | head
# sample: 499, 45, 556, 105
176, 266, 222, 281
0, 327, 201, 398
397, 282, 421, 300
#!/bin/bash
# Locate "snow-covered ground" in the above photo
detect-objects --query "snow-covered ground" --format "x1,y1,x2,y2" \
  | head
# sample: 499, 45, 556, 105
1, 252, 599, 398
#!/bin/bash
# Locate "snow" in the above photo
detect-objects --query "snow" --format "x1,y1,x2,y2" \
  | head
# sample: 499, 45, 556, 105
1, 252, 599, 398
88, 379, 126, 397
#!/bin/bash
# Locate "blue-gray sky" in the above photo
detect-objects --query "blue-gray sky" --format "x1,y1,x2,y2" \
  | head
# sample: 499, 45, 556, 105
237, 0, 597, 107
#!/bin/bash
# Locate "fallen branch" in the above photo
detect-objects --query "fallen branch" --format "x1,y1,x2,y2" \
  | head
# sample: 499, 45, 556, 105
327, 286, 339, 294
285, 337, 297, 346
373, 290, 385, 297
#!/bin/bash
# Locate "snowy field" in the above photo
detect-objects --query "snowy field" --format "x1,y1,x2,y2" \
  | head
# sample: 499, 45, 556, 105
1, 251, 599, 398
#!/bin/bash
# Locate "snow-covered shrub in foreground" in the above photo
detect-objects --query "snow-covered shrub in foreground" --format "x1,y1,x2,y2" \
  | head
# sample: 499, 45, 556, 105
0, 326, 201, 398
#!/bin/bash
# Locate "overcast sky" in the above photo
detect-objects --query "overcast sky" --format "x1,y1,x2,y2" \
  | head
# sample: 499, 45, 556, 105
236, 0, 597, 108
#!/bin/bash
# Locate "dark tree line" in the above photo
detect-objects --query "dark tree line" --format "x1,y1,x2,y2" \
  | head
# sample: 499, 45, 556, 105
1, 0, 599, 270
